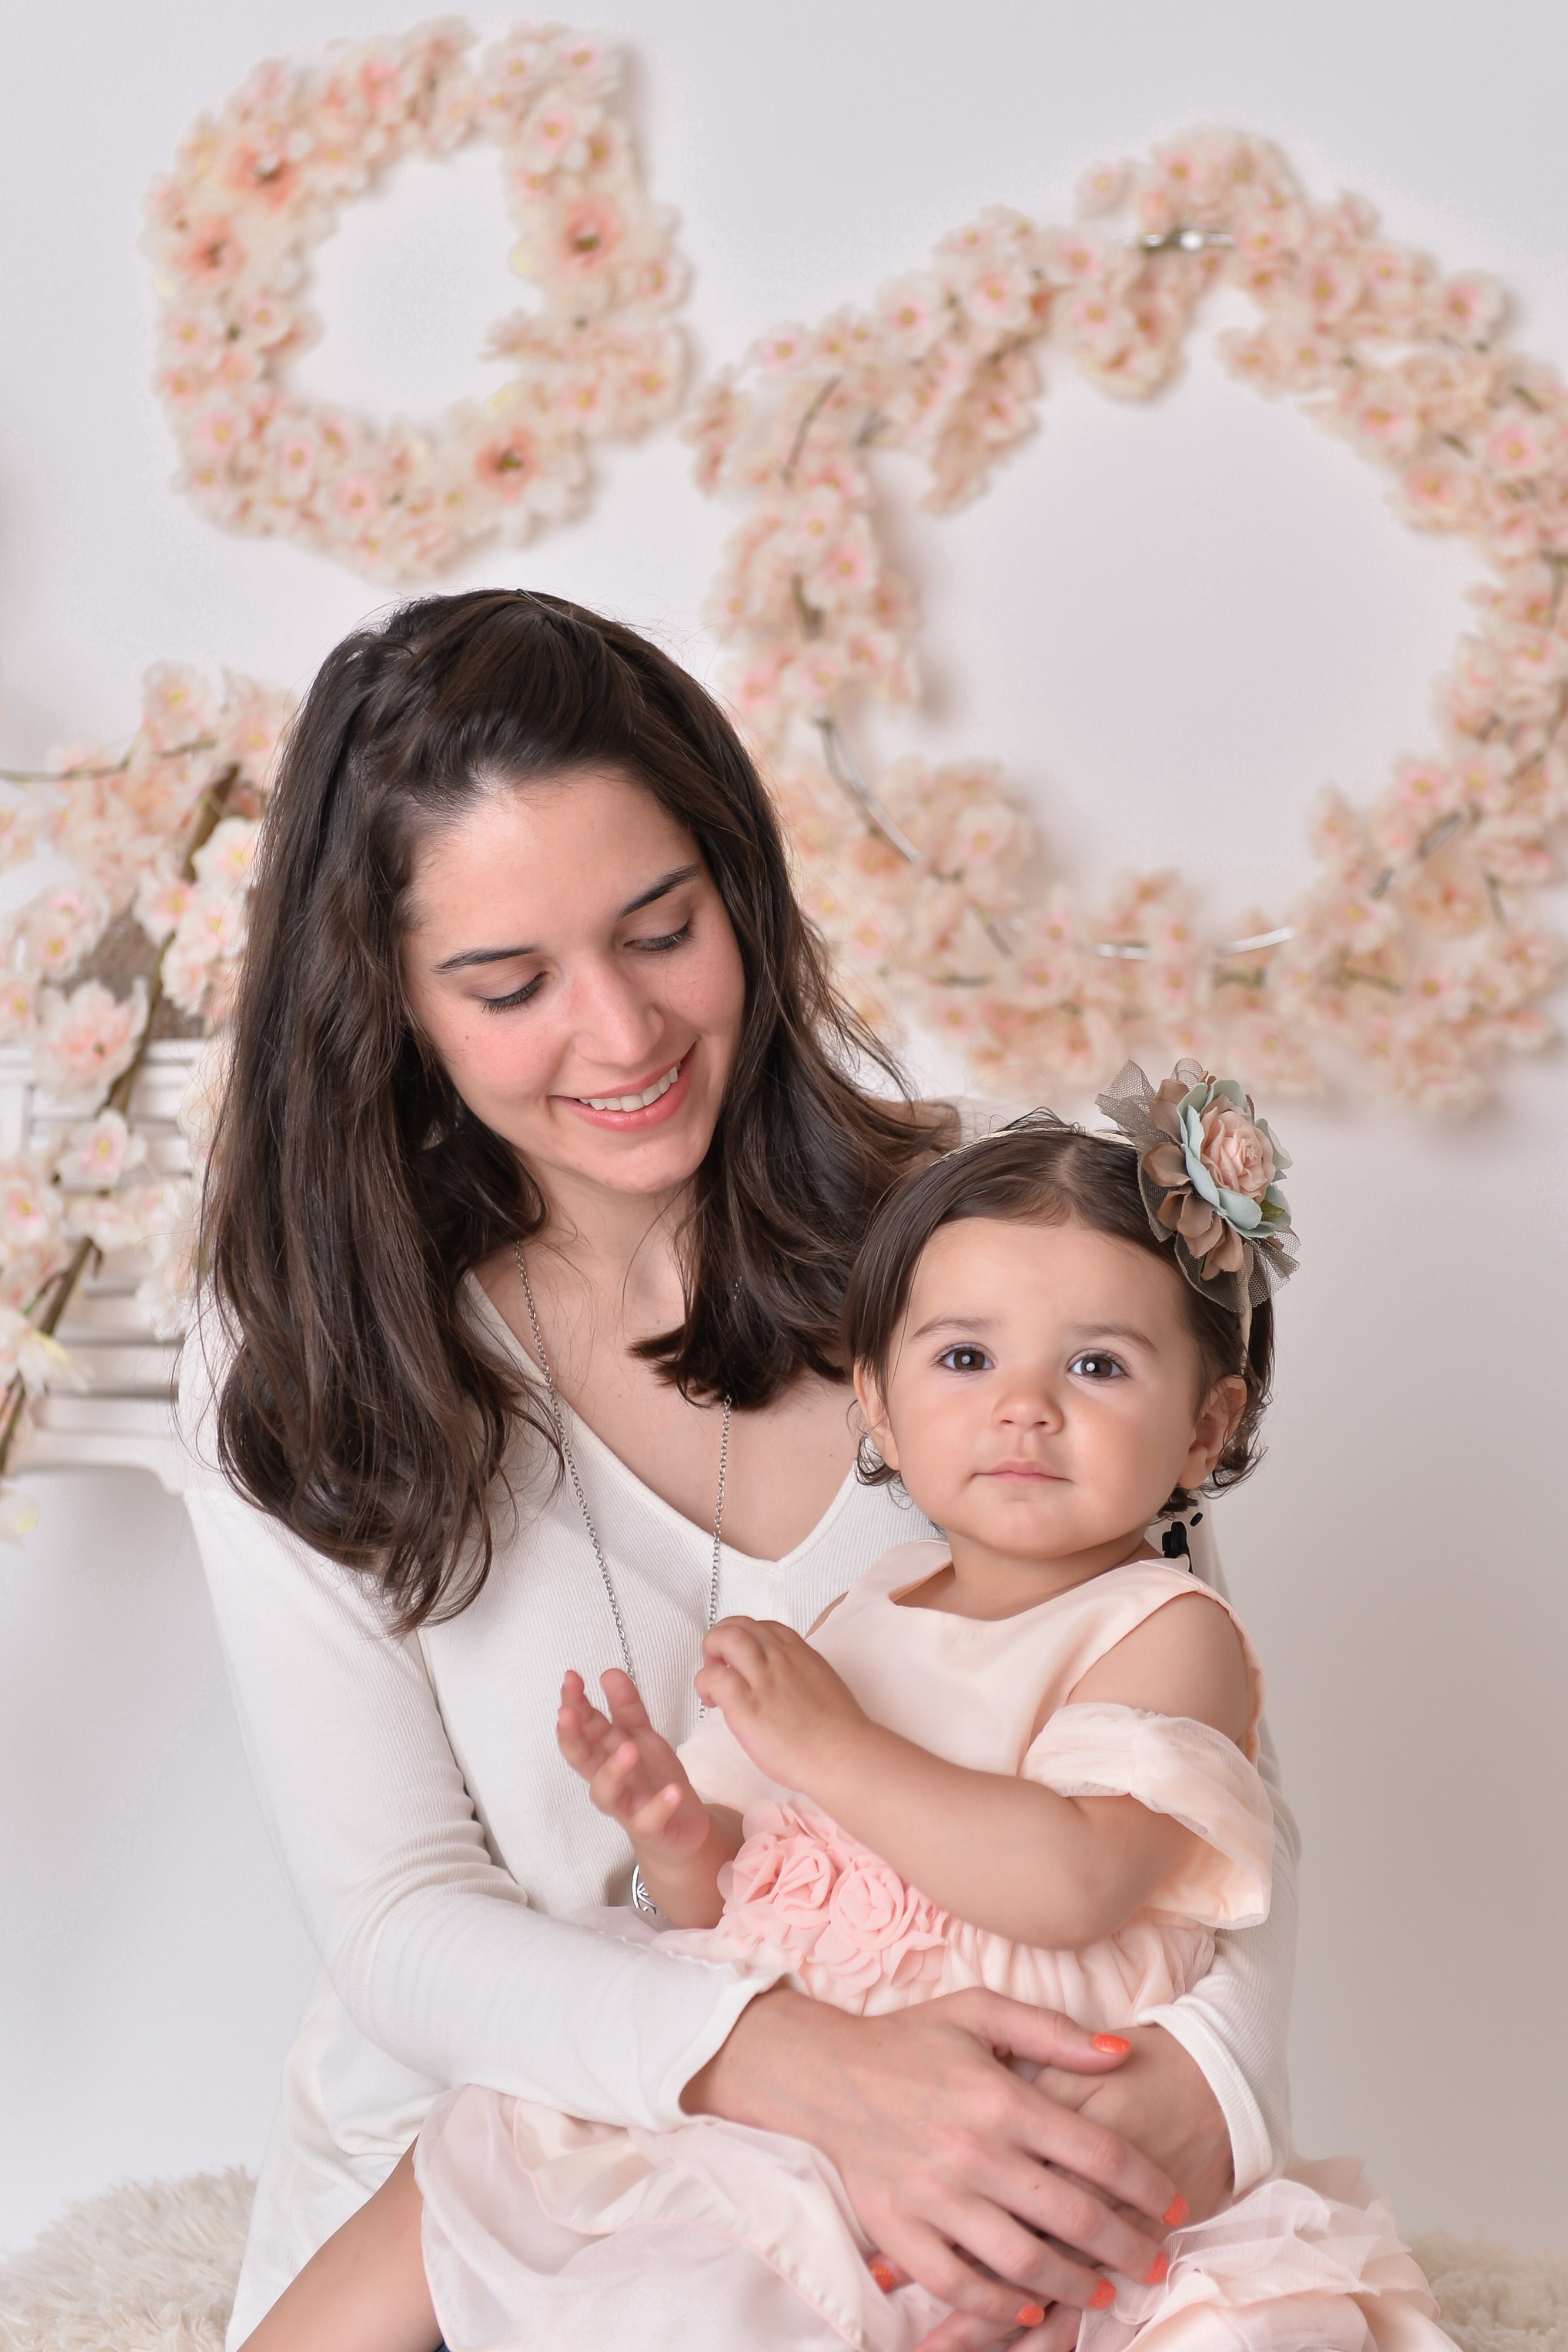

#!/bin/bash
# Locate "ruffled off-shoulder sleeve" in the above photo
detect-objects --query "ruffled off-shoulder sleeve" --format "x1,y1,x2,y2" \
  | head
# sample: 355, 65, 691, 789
1024, 1702, 1275, 1929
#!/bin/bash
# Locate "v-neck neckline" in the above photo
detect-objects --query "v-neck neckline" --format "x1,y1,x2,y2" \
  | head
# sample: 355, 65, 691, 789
465, 1274, 860, 1574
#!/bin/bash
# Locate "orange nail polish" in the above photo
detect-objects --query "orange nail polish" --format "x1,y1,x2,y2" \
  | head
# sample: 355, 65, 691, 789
1017, 2306, 1047, 2327
1164, 2194, 1189, 2227
1091, 2033, 1131, 2055
1090, 2280, 1116, 2310
868, 2259, 897, 2292
1145, 2251, 1170, 2284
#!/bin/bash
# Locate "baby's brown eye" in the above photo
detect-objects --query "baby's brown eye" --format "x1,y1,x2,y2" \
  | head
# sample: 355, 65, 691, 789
1069, 1352, 1125, 1380
937, 1344, 991, 1374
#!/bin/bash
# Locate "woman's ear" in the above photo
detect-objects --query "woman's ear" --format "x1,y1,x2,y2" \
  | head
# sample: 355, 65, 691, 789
851, 1363, 899, 1475
1180, 1374, 1248, 1489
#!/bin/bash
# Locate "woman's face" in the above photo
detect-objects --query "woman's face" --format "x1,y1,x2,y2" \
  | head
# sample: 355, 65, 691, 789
402, 769, 747, 1215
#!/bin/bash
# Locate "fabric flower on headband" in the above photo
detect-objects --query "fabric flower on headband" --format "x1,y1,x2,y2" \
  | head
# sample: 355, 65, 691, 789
1096, 1060, 1299, 1339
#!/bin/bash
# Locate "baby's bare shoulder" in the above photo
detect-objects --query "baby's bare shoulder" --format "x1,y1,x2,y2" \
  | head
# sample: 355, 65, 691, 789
1067, 1589, 1251, 1745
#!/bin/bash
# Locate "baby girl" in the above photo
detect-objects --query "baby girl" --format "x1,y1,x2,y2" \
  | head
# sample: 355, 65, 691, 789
245, 1065, 1445, 2352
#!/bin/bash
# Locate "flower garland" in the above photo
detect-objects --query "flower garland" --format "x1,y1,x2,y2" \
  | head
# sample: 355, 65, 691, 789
688, 127, 1568, 1110
144, 20, 687, 582
0, 667, 294, 1535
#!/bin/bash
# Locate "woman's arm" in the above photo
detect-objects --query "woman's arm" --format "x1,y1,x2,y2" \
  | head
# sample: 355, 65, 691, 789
188, 1479, 777, 2130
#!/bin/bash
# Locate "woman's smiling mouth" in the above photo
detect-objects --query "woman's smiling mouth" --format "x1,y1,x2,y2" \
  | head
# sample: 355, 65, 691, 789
560, 1050, 696, 1129
578, 1056, 684, 1112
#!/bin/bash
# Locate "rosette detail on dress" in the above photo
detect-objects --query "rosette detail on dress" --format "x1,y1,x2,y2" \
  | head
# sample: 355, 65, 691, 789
715, 1801, 949, 2001
1096, 1060, 1299, 1340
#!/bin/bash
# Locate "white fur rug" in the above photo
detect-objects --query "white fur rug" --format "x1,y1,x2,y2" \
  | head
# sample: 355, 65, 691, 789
1, 2171, 1565, 2351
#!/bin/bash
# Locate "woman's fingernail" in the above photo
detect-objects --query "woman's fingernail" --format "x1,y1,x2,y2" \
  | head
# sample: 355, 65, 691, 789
1091, 2033, 1131, 2055
1164, 2194, 1189, 2227
1145, 2251, 1170, 2284
868, 2259, 897, 2293
1017, 2306, 1047, 2327
1090, 2280, 1117, 2310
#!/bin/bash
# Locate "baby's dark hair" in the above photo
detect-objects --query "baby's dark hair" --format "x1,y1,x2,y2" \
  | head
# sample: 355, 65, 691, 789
845, 1112, 1272, 1516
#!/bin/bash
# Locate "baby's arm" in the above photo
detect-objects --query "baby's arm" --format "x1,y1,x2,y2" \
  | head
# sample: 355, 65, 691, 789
697, 1593, 1249, 1950
557, 1668, 743, 1926
236, 2146, 437, 2352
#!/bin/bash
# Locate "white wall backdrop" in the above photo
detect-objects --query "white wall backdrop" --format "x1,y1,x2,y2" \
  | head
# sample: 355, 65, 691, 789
2, 0, 1565, 2261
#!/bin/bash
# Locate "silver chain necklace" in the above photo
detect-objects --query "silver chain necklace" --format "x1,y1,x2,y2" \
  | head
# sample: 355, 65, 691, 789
511, 1242, 731, 1692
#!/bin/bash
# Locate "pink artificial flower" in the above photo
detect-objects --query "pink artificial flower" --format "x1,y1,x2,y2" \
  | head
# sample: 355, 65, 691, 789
192, 816, 261, 892
0, 1159, 65, 1254
141, 663, 216, 750
516, 98, 598, 175
1075, 161, 1128, 218
751, 325, 813, 375
18, 887, 109, 981
331, 473, 379, 519
0, 975, 36, 1044
962, 259, 1036, 333
193, 406, 247, 459
473, 427, 540, 497
63, 1180, 172, 1254
54, 1110, 145, 1192
875, 273, 950, 358
1483, 412, 1553, 481
172, 215, 247, 284
1196, 1097, 1277, 1200
1433, 272, 1506, 343
549, 195, 623, 279
1346, 380, 1424, 462
32, 980, 148, 1108
1398, 457, 1480, 533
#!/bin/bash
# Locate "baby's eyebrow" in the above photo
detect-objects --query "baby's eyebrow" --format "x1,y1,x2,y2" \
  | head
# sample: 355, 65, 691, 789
908, 1312, 998, 1340
1064, 1321, 1157, 1349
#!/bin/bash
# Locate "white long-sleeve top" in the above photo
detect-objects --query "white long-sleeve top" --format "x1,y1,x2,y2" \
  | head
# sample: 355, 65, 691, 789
182, 1284, 1299, 2347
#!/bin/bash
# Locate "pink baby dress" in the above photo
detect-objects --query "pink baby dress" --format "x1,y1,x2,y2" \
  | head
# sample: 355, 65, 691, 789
414, 1544, 1448, 2352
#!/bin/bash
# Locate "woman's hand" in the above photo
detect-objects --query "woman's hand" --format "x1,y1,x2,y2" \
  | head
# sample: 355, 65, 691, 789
908, 2027, 1232, 2352
683, 1986, 1183, 2339
556, 1668, 710, 1859
696, 1615, 868, 1789
1027, 2022, 1233, 2220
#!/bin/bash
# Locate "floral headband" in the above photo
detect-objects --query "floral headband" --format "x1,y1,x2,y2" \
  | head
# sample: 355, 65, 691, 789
1094, 1059, 1299, 1347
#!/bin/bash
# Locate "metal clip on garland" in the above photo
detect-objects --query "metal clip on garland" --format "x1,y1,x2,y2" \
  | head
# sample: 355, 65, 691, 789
1095, 1060, 1300, 1352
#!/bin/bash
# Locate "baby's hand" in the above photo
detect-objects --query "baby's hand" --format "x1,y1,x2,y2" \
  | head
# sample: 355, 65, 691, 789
556, 1668, 712, 1860
695, 1616, 868, 1793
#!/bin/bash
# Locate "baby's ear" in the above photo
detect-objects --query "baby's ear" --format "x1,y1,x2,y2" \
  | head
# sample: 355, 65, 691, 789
851, 1362, 899, 1472
1188, 1372, 1247, 1482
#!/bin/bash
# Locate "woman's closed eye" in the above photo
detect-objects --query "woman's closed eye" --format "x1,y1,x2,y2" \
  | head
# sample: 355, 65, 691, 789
936, 1343, 993, 1374
479, 921, 693, 1011
629, 919, 693, 954
479, 972, 548, 1013
1068, 1350, 1127, 1381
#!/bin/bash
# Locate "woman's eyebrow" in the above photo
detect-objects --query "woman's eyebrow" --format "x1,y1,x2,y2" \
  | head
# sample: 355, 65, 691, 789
618, 862, 701, 918
433, 865, 702, 973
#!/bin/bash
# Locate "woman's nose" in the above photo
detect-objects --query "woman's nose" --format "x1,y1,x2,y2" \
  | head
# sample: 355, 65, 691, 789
568, 956, 664, 1066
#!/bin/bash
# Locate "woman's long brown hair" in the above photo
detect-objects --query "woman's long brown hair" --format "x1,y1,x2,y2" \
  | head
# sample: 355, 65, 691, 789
202, 589, 952, 1631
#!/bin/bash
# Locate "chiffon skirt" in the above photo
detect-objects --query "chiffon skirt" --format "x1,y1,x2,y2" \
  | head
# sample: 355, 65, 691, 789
416, 2084, 1449, 2352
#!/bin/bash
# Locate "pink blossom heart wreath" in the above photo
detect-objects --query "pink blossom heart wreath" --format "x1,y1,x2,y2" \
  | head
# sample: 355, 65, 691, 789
143, 21, 688, 582
689, 128, 1567, 1110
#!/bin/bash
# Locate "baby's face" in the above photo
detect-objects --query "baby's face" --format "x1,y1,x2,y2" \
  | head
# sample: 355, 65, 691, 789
858, 1215, 1236, 1569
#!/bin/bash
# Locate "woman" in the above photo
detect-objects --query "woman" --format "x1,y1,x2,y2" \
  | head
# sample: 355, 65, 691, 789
183, 589, 1298, 2352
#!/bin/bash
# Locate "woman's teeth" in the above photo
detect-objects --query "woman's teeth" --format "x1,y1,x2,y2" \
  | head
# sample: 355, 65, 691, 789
579, 1058, 683, 1114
